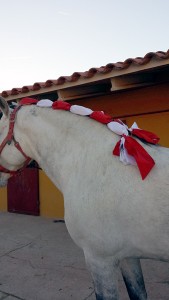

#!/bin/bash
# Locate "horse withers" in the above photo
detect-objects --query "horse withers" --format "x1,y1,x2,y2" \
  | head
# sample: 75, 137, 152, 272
0, 96, 169, 300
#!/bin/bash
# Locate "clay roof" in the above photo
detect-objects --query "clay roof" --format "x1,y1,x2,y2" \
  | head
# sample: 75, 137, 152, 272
1, 49, 169, 100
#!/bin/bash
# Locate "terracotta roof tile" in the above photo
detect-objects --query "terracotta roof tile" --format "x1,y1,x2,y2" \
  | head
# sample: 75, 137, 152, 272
1, 49, 169, 99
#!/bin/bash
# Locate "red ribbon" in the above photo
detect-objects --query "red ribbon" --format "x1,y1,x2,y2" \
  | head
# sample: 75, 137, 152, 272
20, 98, 39, 105
113, 135, 155, 180
52, 100, 71, 110
132, 128, 160, 145
90, 111, 112, 124
113, 140, 121, 156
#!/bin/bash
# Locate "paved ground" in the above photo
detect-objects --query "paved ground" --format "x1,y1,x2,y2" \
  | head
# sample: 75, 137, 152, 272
0, 212, 169, 300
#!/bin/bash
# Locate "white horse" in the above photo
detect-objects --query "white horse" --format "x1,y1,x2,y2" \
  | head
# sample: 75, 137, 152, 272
0, 96, 169, 300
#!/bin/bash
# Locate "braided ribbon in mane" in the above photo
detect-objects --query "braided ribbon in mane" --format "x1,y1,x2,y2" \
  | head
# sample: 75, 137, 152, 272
22, 98, 160, 180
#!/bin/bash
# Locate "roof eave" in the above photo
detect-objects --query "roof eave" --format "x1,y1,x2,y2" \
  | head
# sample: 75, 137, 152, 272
2, 55, 169, 102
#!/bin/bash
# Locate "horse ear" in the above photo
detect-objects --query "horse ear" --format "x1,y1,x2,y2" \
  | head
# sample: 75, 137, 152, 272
0, 96, 9, 118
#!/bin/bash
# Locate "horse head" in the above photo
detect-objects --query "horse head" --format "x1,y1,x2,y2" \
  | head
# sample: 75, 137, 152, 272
0, 96, 30, 187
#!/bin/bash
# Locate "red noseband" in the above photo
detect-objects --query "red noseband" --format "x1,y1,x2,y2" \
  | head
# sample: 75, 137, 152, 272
0, 105, 32, 175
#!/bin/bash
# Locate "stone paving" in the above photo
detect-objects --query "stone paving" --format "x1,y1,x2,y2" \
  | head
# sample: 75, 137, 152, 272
0, 212, 169, 300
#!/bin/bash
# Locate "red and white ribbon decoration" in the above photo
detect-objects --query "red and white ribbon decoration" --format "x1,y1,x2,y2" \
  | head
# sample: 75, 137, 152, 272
21, 98, 160, 180
106, 120, 159, 179
51, 100, 160, 179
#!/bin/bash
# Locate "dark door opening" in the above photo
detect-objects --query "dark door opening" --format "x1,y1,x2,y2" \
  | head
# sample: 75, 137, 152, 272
7, 168, 39, 216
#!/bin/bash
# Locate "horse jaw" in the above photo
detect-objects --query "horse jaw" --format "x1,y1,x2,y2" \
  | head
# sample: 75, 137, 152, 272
0, 96, 9, 118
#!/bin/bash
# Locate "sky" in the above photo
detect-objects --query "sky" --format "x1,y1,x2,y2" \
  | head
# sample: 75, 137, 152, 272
0, 0, 169, 92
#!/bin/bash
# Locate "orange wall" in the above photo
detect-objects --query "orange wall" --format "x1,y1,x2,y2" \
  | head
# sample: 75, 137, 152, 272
0, 187, 7, 211
39, 171, 64, 218
70, 82, 169, 118
126, 111, 169, 147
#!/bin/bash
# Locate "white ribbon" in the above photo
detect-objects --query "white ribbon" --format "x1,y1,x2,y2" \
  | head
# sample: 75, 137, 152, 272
70, 105, 93, 116
129, 122, 139, 131
107, 121, 128, 135
107, 121, 139, 166
119, 137, 137, 166
107, 121, 139, 136
37, 99, 53, 107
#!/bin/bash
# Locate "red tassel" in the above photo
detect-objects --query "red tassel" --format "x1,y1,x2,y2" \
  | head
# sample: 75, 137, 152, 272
90, 111, 112, 124
124, 136, 155, 180
132, 129, 160, 145
52, 100, 71, 111
20, 98, 38, 105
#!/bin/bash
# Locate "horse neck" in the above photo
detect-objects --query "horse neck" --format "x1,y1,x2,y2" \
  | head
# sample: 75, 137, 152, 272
15, 105, 114, 191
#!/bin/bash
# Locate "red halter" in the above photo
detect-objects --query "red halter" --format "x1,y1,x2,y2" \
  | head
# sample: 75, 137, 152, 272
0, 104, 32, 175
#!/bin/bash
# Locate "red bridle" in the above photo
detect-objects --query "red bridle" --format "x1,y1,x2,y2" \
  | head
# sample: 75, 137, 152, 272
0, 104, 32, 176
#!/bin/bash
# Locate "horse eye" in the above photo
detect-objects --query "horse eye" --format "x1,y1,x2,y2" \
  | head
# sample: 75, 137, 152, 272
0, 113, 2, 119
